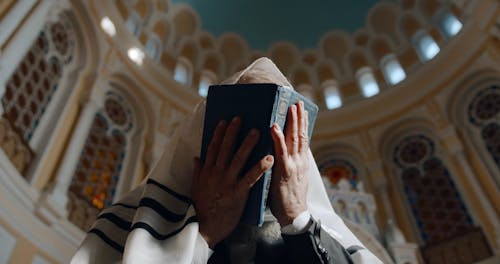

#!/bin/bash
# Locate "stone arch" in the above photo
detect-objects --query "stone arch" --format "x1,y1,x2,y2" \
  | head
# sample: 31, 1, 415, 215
315, 60, 337, 84
268, 42, 300, 75
319, 30, 353, 74
198, 31, 216, 50
200, 51, 225, 78
398, 12, 425, 39
177, 38, 200, 68
367, 2, 403, 46
169, 5, 200, 46
302, 49, 319, 66
370, 36, 395, 61
217, 33, 249, 75
417, 0, 443, 18
290, 65, 313, 87
346, 48, 374, 76
353, 29, 372, 48
447, 69, 500, 189
149, 18, 172, 48
134, 0, 154, 23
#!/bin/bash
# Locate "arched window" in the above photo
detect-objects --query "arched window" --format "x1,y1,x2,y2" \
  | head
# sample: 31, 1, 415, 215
467, 84, 500, 187
319, 159, 359, 189
356, 67, 379, 98
125, 11, 141, 37
100, 16, 116, 37
198, 71, 216, 97
323, 81, 342, 109
436, 10, 462, 38
127, 47, 145, 66
1, 17, 76, 176
145, 34, 162, 60
174, 59, 191, 86
393, 135, 473, 244
67, 92, 133, 230
412, 30, 440, 62
380, 54, 406, 85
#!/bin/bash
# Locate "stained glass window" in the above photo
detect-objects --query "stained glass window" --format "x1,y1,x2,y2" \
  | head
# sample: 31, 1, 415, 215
468, 84, 500, 187
393, 135, 473, 244
1, 16, 75, 176
68, 94, 133, 215
319, 159, 359, 189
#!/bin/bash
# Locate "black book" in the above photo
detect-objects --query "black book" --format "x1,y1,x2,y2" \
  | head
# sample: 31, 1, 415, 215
200, 83, 318, 226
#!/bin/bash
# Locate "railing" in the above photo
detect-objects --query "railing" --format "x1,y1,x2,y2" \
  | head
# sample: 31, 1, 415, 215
421, 227, 493, 264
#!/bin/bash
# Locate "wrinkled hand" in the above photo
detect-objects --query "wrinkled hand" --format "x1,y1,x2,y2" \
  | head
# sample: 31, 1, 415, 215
191, 117, 274, 248
270, 102, 310, 226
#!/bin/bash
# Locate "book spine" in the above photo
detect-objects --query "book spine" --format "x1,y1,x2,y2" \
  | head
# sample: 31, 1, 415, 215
261, 87, 292, 212
274, 88, 291, 129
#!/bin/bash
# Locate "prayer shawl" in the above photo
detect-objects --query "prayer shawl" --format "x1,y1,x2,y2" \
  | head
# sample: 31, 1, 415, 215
71, 58, 382, 264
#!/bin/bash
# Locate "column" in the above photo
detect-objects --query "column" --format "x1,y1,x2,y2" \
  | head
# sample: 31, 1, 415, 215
439, 125, 500, 252
41, 99, 99, 220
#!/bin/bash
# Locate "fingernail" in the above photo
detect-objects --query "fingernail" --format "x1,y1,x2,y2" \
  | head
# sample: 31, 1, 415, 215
265, 155, 273, 162
299, 101, 304, 107
291, 105, 296, 112
273, 123, 280, 130
232, 116, 240, 123
218, 120, 226, 127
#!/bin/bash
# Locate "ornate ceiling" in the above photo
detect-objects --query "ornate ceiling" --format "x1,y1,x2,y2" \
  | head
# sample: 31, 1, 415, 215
170, 0, 379, 50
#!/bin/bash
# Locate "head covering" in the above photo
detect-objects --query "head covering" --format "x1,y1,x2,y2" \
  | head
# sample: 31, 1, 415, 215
71, 58, 381, 264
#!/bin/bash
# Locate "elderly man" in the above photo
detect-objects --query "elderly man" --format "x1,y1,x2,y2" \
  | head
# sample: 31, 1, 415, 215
71, 58, 382, 264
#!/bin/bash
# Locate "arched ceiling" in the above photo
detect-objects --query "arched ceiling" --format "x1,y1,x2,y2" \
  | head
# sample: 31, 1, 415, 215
171, 0, 379, 50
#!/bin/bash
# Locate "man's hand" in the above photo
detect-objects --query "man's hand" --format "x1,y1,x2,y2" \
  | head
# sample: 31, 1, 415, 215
270, 101, 310, 226
191, 117, 274, 248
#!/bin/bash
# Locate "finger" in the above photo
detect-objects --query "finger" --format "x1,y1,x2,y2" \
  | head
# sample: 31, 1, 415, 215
285, 104, 298, 154
227, 129, 260, 182
238, 155, 274, 191
271, 123, 287, 158
297, 101, 309, 153
216, 117, 241, 169
205, 120, 227, 167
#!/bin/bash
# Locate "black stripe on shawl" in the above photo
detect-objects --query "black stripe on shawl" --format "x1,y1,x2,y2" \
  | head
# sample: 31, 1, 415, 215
113, 202, 139, 209
147, 178, 192, 204
347, 245, 364, 255
139, 197, 186, 223
131, 215, 199, 240
88, 228, 125, 253
97, 213, 132, 231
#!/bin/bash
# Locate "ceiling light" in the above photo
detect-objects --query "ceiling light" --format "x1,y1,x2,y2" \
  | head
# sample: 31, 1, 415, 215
100, 17, 116, 36
127, 47, 144, 66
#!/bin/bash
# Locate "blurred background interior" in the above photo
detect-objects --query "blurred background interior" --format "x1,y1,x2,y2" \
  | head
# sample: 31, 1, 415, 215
0, 0, 499, 263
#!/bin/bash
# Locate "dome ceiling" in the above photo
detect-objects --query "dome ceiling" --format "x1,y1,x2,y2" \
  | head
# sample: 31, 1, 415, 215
171, 0, 379, 50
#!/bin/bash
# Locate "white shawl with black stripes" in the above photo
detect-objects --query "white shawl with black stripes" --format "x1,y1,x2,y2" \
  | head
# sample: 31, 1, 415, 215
71, 58, 382, 264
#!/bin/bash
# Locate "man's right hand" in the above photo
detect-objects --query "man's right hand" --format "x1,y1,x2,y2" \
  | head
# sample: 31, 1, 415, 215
191, 117, 274, 248
269, 102, 310, 227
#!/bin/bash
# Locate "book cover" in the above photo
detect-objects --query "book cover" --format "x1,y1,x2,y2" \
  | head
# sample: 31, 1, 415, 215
200, 83, 318, 226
